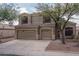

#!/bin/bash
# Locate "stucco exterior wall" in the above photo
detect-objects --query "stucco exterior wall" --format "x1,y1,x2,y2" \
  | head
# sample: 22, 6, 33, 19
15, 24, 55, 40
16, 13, 76, 40
32, 16, 43, 25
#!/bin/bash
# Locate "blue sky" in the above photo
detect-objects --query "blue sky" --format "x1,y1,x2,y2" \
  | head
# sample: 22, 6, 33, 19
16, 3, 37, 13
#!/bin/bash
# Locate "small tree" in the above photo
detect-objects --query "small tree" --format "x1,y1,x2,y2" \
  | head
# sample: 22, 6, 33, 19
36, 3, 79, 44
0, 3, 18, 25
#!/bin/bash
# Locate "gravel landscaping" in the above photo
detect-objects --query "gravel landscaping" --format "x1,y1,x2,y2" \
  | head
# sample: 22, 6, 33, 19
46, 40, 79, 52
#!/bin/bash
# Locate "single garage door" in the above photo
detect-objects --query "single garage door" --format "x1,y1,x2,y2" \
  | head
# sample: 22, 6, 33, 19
41, 29, 52, 40
17, 30, 36, 40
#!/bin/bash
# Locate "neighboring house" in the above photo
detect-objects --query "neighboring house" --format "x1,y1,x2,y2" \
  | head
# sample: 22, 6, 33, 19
15, 12, 76, 40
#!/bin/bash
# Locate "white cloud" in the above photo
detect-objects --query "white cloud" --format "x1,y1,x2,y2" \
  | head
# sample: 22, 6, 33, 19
18, 8, 29, 14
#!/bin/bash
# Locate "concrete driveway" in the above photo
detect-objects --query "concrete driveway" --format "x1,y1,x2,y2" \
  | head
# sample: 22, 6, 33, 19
0, 39, 79, 56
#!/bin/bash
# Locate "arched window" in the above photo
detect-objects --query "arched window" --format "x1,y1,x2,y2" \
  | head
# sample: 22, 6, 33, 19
65, 27, 73, 36
21, 16, 28, 24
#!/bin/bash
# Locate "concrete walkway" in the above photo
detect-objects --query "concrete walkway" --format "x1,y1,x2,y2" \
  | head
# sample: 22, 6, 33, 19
0, 39, 79, 56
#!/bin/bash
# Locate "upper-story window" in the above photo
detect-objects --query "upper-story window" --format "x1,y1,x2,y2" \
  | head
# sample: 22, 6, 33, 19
43, 16, 51, 23
21, 16, 28, 24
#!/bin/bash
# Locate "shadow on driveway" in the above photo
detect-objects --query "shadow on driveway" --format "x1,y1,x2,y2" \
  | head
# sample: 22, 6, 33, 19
0, 54, 21, 56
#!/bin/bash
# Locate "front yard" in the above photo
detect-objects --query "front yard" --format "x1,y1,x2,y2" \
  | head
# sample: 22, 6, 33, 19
46, 40, 79, 52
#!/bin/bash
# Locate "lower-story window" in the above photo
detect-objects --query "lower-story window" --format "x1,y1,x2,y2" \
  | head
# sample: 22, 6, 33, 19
65, 27, 73, 36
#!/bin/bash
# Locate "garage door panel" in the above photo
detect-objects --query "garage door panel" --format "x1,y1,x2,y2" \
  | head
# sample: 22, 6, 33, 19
17, 30, 36, 40
24, 30, 36, 40
41, 29, 52, 40
17, 31, 24, 39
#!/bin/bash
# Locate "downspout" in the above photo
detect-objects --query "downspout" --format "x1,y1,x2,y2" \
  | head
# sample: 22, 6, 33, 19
36, 25, 41, 40
31, 14, 32, 24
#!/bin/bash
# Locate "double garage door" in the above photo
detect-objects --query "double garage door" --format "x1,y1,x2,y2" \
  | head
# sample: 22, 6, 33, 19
17, 30, 36, 40
41, 29, 52, 40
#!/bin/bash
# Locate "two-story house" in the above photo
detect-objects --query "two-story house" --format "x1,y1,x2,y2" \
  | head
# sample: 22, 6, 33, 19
15, 12, 76, 40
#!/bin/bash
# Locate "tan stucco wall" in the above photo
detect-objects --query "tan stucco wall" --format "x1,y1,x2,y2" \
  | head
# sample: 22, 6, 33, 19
19, 13, 55, 25
17, 13, 76, 39
15, 24, 55, 40
32, 16, 43, 25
